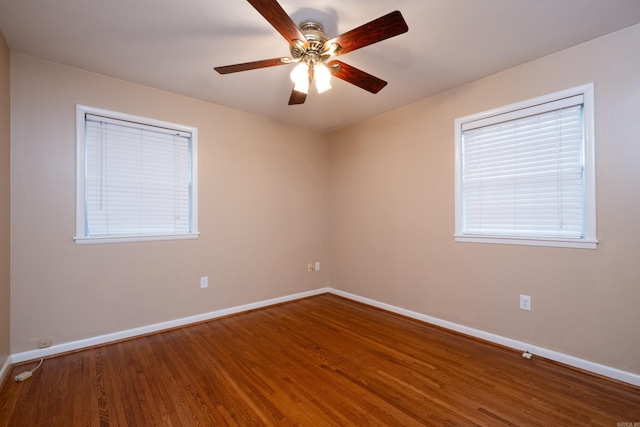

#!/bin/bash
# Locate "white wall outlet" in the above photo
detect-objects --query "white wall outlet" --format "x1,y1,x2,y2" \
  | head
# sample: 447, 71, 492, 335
39, 338, 52, 349
200, 276, 208, 288
308, 263, 314, 272
520, 295, 531, 311
315, 261, 320, 271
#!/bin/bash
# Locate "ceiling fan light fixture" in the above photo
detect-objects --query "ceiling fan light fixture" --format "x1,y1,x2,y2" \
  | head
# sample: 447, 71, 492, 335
290, 62, 310, 94
314, 63, 332, 94
214, 2, 408, 106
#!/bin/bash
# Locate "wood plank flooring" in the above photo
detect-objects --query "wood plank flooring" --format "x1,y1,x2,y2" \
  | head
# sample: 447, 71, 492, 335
1, 294, 639, 426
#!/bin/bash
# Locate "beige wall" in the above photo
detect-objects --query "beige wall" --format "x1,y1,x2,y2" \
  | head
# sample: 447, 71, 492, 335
329, 24, 640, 374
10, 55, 328, 353
0, 32, 10, 368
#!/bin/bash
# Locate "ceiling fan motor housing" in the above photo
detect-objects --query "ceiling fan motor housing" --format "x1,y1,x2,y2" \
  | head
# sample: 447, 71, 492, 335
290, 21, 331, 63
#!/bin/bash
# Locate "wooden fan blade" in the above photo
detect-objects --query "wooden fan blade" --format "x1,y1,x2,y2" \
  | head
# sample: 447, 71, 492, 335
214, 57, 291, 74
328, 60, 387, 94
324, 11, 408, 56
288, 88, 307, 105
247, 0, 309, 49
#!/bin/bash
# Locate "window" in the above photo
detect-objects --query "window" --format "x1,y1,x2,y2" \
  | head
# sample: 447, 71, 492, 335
75, 105, 198, 244
454, 84, 596, 249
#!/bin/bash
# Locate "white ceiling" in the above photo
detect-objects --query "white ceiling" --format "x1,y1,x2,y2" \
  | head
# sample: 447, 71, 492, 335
2, 0, 640, 132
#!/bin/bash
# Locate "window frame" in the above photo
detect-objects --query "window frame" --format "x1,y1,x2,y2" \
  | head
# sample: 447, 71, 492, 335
75, 105, 199, 245
454, 84, 597, 249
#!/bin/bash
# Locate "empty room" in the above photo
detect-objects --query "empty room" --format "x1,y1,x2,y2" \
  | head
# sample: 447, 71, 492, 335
1, 0, 640, 425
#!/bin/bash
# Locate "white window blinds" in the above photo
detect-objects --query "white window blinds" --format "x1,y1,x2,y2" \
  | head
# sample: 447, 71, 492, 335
461, 95, 585, 239
81, 113, 194, 239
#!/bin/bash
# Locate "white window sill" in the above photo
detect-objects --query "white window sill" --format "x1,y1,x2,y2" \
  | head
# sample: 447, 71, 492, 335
454, 234, 598, 250
74, 233, 200, 245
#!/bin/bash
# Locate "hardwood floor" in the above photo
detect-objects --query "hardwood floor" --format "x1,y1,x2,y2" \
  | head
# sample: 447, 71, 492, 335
1, 294, 639, 426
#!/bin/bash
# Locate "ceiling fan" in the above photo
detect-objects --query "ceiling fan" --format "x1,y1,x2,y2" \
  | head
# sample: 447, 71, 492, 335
214, 0, 409, 105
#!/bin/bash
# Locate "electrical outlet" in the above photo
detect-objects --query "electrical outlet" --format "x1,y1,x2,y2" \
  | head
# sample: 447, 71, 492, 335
200, 276, 208, 289
39, 338, 52, 349
308, 263, 314, 272
314, 261, 320, 271
520, 295, 531, 311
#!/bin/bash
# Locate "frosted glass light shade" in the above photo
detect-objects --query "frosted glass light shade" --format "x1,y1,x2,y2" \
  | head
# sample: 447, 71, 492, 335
290, 63, 310, 94
314, 63, 332, 93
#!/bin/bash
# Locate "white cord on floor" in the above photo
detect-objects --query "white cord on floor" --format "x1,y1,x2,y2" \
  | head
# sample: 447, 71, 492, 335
14, 358, 44, 382
31, 358, 44, 372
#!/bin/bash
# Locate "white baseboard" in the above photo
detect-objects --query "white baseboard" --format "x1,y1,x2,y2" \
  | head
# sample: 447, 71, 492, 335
8, 286, 640, 388
329, 288, 640, 388
11, 287, 330, 364
0, 355, 12, 386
